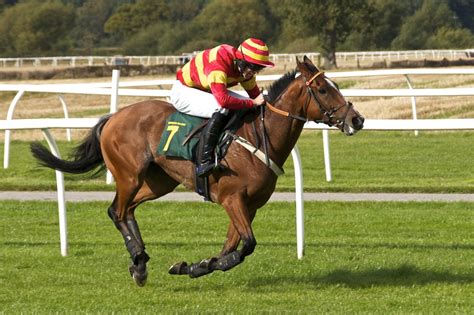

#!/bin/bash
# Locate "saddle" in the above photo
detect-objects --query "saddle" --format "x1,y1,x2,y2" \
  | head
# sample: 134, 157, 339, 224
157, 110, 252, 201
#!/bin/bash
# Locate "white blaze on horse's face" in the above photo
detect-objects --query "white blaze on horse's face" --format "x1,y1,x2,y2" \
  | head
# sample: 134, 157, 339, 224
324, 77, 364, 136
325, 78, 338, 90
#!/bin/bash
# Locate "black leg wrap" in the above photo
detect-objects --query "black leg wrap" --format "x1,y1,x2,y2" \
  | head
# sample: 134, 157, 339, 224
215, 251, 242, 272
133, 251, 150, 265
169, 252, 241, 277
127, 219, 145, 246
124, 236, 148, 265
188, 258, 218, 278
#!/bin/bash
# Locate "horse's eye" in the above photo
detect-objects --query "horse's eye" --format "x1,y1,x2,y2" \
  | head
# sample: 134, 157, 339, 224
318, 88, 326, 94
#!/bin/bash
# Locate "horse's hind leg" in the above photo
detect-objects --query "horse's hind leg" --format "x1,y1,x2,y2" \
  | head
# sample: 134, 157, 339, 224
126, 163, 180, 245
107, 189, 150, 286
104, 154, 151, 286
122, 165, 179, 285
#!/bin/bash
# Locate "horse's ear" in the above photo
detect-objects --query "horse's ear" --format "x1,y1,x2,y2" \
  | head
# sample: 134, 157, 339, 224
296, 56, 302, 67
296, 56, 310, 75
303, 55, 320, 71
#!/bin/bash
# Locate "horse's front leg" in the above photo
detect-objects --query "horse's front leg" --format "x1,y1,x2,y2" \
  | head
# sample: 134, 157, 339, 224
215, 203, 258, 268
220, 222, 242, 257
169, 193, 256, 278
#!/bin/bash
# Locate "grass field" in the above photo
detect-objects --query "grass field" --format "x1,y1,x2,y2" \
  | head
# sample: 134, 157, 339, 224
1, 130, 472, 192
0, 200, 472, 313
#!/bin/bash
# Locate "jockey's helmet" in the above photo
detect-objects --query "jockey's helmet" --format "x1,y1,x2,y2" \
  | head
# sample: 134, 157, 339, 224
236, 38, 274, 69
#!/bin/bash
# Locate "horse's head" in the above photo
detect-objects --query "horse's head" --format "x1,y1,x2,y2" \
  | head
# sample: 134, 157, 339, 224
296, 56, 364, 135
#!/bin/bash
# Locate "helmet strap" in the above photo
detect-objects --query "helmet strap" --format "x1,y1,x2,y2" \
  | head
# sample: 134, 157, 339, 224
236, 59, 246, 74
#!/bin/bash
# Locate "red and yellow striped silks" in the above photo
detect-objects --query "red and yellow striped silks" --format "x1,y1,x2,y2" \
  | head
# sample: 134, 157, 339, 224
177, 44, 260, 110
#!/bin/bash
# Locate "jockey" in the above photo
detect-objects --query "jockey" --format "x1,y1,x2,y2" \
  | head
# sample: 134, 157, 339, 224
170, 38, 274, 177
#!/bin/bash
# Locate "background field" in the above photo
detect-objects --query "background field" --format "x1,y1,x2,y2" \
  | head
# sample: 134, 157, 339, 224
1, 200, 472, 313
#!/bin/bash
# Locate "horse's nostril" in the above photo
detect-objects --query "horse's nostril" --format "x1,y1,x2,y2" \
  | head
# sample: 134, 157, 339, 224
352, 116, 364, 129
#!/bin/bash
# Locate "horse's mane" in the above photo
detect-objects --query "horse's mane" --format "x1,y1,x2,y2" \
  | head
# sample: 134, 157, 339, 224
265, 69, 298, 103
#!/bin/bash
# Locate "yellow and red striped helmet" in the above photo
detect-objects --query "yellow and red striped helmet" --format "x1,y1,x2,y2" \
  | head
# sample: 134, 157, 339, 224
237, 38, 274, 67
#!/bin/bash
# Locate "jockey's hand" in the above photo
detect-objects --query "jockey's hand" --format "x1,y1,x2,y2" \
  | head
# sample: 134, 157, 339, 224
252, 93, 266, 107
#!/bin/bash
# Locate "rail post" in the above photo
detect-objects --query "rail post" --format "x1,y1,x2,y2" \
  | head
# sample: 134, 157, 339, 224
322, 129, 332, 182
291, 146, 304, 259
4, 90, 25, 168
41, 128, 68, 256
404, 75, 419, 136
106, 69, 120, 184
58, 95, 72, 141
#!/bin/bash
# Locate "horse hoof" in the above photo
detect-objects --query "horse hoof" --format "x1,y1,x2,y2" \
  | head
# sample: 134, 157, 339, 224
133, 271, 148, 287
168, 262, 188, 275
129, 264, 148, 287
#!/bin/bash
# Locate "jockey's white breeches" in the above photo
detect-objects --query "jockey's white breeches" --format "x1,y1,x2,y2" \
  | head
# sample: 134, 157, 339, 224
170, 80, 249, 118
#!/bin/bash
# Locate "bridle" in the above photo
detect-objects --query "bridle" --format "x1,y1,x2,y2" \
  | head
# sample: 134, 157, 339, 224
265, 71, 353, 128
254, 70, 353, 172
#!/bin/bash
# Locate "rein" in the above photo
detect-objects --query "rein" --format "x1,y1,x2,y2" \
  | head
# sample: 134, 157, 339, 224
265, 102, 307, 122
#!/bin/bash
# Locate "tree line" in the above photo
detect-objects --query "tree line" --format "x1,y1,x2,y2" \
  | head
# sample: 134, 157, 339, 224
0, 0, 473, 68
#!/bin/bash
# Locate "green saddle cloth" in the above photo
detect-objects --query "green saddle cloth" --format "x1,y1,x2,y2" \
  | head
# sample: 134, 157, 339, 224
157, 112, 204, 160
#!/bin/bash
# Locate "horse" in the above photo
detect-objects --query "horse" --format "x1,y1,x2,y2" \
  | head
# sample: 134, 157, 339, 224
31, 56, 364, 286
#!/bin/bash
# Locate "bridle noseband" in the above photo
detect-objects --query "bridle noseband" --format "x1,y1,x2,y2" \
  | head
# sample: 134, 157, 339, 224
266, 71, 353, 128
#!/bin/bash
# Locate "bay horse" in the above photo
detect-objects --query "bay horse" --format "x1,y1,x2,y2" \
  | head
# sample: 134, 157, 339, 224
31, 56, 364, 286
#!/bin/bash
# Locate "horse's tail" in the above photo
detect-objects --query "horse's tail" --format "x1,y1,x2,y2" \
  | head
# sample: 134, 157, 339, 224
30, 114, 112, 175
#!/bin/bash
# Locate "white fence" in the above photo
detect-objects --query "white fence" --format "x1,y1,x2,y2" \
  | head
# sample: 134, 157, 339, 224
1, 69, 473, 258
337, 49, 474, 61
0, 56, 186, 68
1, 49, 472, 68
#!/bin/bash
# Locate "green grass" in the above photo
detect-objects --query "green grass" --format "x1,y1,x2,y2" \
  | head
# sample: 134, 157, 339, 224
1, 130, 472, 192
0, 201, 472, 313
286, 130, 474, 193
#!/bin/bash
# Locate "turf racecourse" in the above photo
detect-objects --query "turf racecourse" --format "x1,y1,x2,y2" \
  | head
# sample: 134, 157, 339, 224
1, 201, 472, 313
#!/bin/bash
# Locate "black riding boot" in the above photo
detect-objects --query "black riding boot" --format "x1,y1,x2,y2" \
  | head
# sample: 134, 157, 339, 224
196, 111, 228, 177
